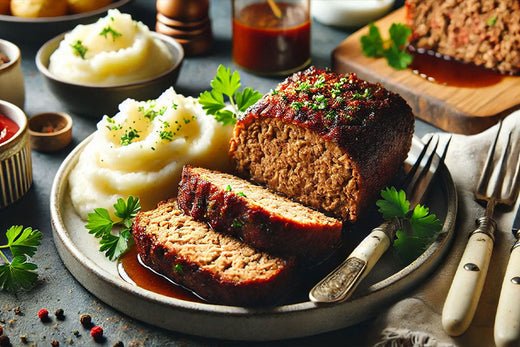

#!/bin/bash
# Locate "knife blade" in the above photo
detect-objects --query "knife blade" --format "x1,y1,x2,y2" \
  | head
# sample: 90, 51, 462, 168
494, 202, 520, 347
309, 135, 451, 304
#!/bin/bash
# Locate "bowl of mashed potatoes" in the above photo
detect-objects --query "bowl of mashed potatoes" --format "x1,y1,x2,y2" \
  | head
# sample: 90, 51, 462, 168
36, 10, 184, 118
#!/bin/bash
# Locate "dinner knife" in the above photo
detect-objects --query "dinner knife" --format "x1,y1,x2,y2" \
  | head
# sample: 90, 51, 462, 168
309, 136, 450, 303
494, 203, 520, 347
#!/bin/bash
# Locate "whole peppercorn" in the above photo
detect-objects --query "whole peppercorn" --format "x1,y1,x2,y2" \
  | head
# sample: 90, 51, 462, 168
51, 340, 59, 347
90, 326, 103, 342
79, 314, 92, 328
54, 309, 65, 321
0, 335, 11, 347
37, 309, 50, 322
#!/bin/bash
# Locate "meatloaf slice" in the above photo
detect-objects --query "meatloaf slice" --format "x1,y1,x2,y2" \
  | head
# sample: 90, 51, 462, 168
406, 0, 520, 75
229, 67, 414, 221
177, 166, 343, 262
132, 199, 295, 306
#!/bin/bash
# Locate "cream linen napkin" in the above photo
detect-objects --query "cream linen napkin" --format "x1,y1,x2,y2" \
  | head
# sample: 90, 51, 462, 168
365, 110, 520, 347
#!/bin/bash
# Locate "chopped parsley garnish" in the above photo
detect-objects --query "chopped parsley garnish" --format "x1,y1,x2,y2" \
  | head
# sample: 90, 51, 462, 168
85, 196, 141, 261
225, 185, 232, 192
120, 127, 140, 146
231, 219, 244, 228
0, 226, 42, 293
138, 101, 170, 121
237, 192, 247, 197
159, 130, 173, 141
376, 187, 442, 263
105, 117, 122, 131
486, 15, 497, 26
290, 101, 304, 111
351, 88, 372, 100
71, 40, 88, 59
174, 264, 183, 274
361, 23, 413, 70
313, 76, 326, 89
295, 81, 311, 92
199, 65, 262, 125
324, 110, 336, 121
99, 26, 122, 41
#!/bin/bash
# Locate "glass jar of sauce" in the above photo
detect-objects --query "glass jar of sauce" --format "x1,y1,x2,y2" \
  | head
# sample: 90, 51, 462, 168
232, 0, 311, 76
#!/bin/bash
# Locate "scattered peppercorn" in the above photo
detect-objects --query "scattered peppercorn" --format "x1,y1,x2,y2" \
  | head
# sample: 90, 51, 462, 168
0, 335, 11, 347
90, 326, 103, 342
55, 309, 65, 321
0, 325, 3, 335
37, 309, 50, 322
19, 335, 27, 344
113, 341, 124, 347
51, 340, 59, 347
79, 314, 92, 328
72, 330, 80, 338
13, 307, 22, 316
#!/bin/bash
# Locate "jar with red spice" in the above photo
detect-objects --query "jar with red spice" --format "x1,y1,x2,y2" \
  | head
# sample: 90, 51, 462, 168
232, 0, 311, 76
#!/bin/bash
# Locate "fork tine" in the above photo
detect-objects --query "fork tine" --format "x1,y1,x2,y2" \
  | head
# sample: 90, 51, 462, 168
402, 135, 434, 190
505, 132, 520, 203
491, 131, 512, 198
476, 120, 503, 197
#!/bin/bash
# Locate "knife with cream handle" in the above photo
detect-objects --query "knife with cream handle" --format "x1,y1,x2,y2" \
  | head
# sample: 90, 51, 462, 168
309, 135, 450, 303
443, 123, 519, 336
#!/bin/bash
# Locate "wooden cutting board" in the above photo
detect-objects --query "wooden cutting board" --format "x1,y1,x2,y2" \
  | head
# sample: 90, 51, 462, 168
332, 8, 520, 135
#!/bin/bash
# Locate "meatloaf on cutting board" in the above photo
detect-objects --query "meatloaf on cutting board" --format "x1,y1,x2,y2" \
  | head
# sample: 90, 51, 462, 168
177, 166, 343, 262
229, 67, 414, 222
406, 0, 520, 75
132, 199, 296, 306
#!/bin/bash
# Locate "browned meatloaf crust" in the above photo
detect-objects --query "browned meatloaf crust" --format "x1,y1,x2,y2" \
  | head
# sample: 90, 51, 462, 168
406, 0, 520, 75
177, 166, 343, 263
229, 67, 414, 221
132, 199, 296, 306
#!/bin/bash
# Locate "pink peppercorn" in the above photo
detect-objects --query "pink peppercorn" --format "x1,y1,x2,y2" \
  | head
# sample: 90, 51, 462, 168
37, 309, 49, 321
90, 326, 103, 341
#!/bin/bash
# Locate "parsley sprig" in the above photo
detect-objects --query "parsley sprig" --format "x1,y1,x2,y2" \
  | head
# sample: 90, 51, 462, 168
198, 65, 262, 125
361, 23, 413, 70
86, 196, 141, 261
71, 40, 88, 59
0, 226, 43, 293
99, 26, 122, 41
376, 187, 442, 263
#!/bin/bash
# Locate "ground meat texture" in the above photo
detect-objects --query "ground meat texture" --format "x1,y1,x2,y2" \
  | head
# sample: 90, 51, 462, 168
229, 67, 414, 221
406, 0, 520, 75
177, 166, 343, 263
132, 200, 296, 306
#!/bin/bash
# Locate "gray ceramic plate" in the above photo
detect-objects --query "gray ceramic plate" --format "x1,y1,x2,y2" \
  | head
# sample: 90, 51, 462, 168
50, 135, 457, 341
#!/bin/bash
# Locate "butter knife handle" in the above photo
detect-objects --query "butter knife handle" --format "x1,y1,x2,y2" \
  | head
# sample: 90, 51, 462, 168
494, 240, 520, 347
442, 217, 496, 336
309, 221, 395, 303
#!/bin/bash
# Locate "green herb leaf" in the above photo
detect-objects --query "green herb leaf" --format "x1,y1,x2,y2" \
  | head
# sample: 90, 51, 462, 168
198, 65, 262, 125
376, 187, 442, 263
86, 208, 114, 238
361, 23, 384, 57
99, 26, 122, 41
0, 256, 38, 293
6, 226, 42, 258
99, 228, 133, 261
71, 40, 88, 59
113, 196, 141, 228
237, 192, 247, 197
486, 15, 497, 26
360, 22, 413, 70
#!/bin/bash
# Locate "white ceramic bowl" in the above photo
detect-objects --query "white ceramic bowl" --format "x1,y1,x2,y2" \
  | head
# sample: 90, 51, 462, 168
311, 0, 395, 28
0, 100, 32, 209
0, 39, 25, 109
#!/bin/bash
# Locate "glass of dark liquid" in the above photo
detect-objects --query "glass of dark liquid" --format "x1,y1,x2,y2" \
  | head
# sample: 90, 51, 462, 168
232, 0, 311, 76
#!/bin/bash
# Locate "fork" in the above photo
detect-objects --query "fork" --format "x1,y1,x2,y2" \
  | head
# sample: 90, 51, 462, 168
442, 121, 520, 337
309, 134, 451, 303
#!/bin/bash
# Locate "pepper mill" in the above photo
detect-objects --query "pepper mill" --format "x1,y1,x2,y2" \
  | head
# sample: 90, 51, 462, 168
156, 0, 213, 56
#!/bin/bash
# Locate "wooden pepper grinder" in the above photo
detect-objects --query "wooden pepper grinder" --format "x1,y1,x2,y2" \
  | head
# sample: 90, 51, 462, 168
156, 0, 213, 56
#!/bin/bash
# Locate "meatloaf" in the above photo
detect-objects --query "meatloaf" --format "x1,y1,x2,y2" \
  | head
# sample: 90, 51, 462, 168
132, 199, 296, 306
229, 67, 414, 221
177, 166, 343, 262
406, 0, 520, 75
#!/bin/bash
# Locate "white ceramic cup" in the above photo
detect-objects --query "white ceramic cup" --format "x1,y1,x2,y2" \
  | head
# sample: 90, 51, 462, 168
0, 39, 25, 109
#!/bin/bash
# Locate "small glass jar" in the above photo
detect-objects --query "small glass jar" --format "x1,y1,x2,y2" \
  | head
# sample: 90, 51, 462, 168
232, 0, 311, 76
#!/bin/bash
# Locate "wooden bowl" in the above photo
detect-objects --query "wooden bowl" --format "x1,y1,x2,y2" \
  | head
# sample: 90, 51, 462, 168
28, 112, 73, 152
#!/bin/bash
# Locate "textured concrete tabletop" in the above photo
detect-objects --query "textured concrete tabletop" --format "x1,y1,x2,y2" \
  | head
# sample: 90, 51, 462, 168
0, 0, 437, 346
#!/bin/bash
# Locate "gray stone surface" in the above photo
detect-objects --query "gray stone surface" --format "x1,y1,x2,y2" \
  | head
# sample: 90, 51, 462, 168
0, 0, 438, 346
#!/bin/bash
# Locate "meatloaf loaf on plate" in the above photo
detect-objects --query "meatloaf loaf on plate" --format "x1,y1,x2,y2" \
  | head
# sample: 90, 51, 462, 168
229, 67, 414, 221
132, 199, 295, 306
177, 166, 343, 262
406, 0, 520, 75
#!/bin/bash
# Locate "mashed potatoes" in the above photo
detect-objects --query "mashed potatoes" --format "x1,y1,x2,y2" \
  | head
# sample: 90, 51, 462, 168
69, 88, 234, 220
49, 9, 173, 85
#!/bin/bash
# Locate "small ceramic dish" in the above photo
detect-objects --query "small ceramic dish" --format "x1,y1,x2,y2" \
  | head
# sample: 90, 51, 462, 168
28, 112, 73, 152
35, 32, 184, 118
311, 0, 395, 28
0, 39, 25, 108
0, 100, 32, 209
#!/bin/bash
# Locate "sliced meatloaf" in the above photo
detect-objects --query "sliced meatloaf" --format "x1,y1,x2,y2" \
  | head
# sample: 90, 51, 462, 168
229, 67, 414, 221
177, 166, 343, 262
406, 0, 520, 75
132, 199, 296, 306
